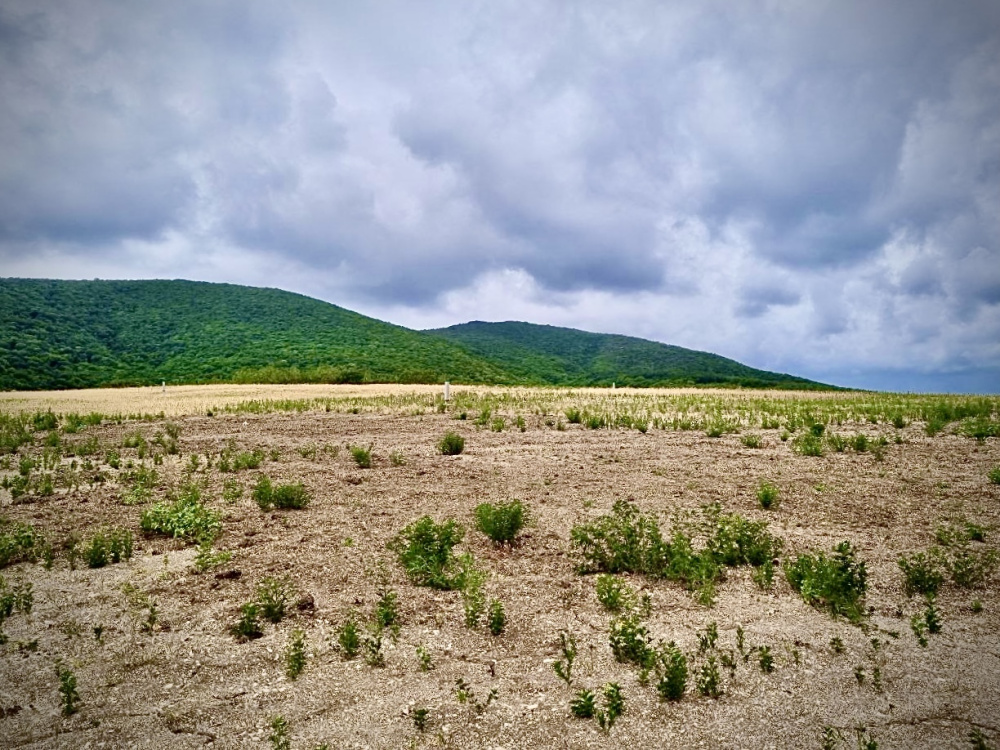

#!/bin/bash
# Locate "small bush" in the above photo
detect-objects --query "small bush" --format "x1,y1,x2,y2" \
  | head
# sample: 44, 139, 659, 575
597, 682, 624, 731
231, 603, 263, 641
898, 552, 944, 598
285, 629, 306, 679
697, 655, 722, 698
785, 541, 868, 622
565, 408, 583, 425
793, 433, 825, 457
0, 517, 45, 568
56, 663, 80, 716
193, 540, 232, 573
474, 500, 528, 546
740, 433, 762, 449
570, 688, 596, 718
609, 613, 654, 669
989, 466, 1000, 485
487, 598, 506, 635
349, 444, 373, 468
253, 476, 310, 510
269, 715, 290, 750
389, 516, 466, 590
461, 557, 488, 629
140, 486, 221, 543
438, 432, 465, 455
0, 575, 33, 634
756, 481, 780, 510
553, 632, 576, 686
82, 527, 133, 568
654, 641, 687, 701
256, 576, 293, 623
705, 508, 783, 567
337, 616, 361, 659
595, 574, 636, 612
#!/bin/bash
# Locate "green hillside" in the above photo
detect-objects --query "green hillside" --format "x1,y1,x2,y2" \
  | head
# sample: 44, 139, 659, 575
0, 279, 516, 390
427, 321, 832, 389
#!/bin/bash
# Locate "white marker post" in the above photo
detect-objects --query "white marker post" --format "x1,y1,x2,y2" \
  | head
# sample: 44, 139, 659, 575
444, 381, 451, 402
161, 380, 166, 394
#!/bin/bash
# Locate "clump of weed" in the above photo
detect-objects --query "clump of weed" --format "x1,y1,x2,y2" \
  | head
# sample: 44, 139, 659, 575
553, 631, 577, 686
82, 527, 133, 568
389, 516, 466, 590
454, 678, 498, 714
654, 641, 687, 701
785, 541, 868, 623
898, 552, 944, 598
336, 616, 361, 659
253, 476, 310, 510
792, 433, 825, 457
193, 540, 232, 573
0, 575, 33, 640
437, 432, 465, 455
56, 663, 80, 716
460, 556, 488, 628
989, 466, 1000, 485
697, 655, 722, 698
0, 517, 46, 568
487, 598, 506, 635
231, 603, 264, 641
218, 445, 264, 472
570, 688, 595, 718
758, 645, 774, 673
412, 707, 430, 732
474, 500, 529, 546
285, 629, 306, 679
389, 450, 406, 466
416, 644, 433, 671
596, 682, 624, 731
120, 465, 158, 505
756, 481, 780, 510
269, 715, 290, 750
595, 574, 636, 612
609, 613, 654, 669
256, 576, 294, 623
969, 728, 995, 750
140, 484, 220, 543
704, 506, 783, 567
741, 433, 762, 448
349, 443, 373, 468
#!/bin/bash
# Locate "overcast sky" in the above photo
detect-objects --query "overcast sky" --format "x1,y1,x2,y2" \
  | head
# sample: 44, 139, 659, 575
1, 1, 998, 392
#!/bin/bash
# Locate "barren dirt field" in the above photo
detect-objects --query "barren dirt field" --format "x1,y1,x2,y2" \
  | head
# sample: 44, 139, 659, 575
1, 386, 999, 749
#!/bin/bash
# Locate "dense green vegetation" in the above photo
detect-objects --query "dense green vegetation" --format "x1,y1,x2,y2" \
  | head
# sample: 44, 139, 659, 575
0, 278, 515, 390
0, 278, 830, 391
427, 321, 831, 389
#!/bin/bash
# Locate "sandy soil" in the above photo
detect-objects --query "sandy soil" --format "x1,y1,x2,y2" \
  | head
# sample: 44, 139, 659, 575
1, 404, 999, 749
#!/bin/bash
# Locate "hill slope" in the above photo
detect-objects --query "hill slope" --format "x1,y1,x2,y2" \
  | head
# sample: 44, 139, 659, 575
427, 321, 831, 389
0, 279, 516, 390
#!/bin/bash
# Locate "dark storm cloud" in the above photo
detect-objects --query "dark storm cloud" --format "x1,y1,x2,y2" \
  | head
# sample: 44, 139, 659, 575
1, 0, 998, 390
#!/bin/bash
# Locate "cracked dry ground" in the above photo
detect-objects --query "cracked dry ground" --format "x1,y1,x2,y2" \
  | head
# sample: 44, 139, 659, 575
1, 409, 999, 749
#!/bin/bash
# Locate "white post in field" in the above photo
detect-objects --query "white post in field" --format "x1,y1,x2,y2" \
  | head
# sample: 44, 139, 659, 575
612, 382, 615, 390
444, 381, 451, 401
161, 380, 166, 394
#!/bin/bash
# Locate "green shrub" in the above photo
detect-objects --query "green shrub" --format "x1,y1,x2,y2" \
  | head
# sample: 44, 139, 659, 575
949, 547, 998, 589
219, 446, 264, 472
570, 688, 596, 718
461, 556, 488, 628
740, 433, 762, 449
0, 517, 45, 568
654, 641, 687, 701
56, 663, 80, 716
389, 516, 466, 590
474, 500, 528, 546
337, 616, 361, 658
898, 552, 944, 598
252, 476, 310, 510
140, 485, 221, 543
269, 715, 290, 750
553, 632, 576, 686
696, 655, 722, 698
231, 602, 264, 641
595, 574, 635, 612
256, 576, 293, 623
193, 540, 232, 573
596, 682, 624, 731
758, 645, 774, 673
785, 541, 868, 622
756, 481, 780, 510
349, 444, 373, 468
487, 598, 506, 635
82, 527, 133, 568
792, 433, 825, 456
565, 408, 583, 424
570, 500, 664, 575
705, 509, 783, 567
438, 432, 465, 455
285, 629, 306, 679
989, 466, 1000, 485
0, 575, 33, 635
609, 613, 654, 669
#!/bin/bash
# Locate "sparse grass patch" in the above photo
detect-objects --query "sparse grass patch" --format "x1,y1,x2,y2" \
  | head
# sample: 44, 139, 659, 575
474, 499, 528, 546
898, 552, 944, 598
989, 466, 1000, 485
793, 433, 825, 456
56, 663, 80, 716
252, 476, 310, 510
336, 615, 361, 658
285, 628, 306, 679
349, 443, 373, 468
0, 517, 46, 568
256, 576, 293, 623
757, 481, 780, 510
595, 574, 636, 612
82, 527, 133, 568
740, 433, 762, 448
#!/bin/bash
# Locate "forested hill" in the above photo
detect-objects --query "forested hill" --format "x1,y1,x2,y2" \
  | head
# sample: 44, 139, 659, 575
0, 278, 517, 390
426, 321, 832, 389
0, 278, 833, 391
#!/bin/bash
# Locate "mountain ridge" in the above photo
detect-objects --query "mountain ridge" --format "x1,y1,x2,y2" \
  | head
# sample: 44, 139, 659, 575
0, 278, 834, 390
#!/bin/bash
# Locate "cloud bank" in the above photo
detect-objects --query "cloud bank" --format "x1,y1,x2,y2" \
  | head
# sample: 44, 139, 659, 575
1, 0, 998, 391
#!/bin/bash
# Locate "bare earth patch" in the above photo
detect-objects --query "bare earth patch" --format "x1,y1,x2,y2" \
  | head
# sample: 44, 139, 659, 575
1, 389, 999, 749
